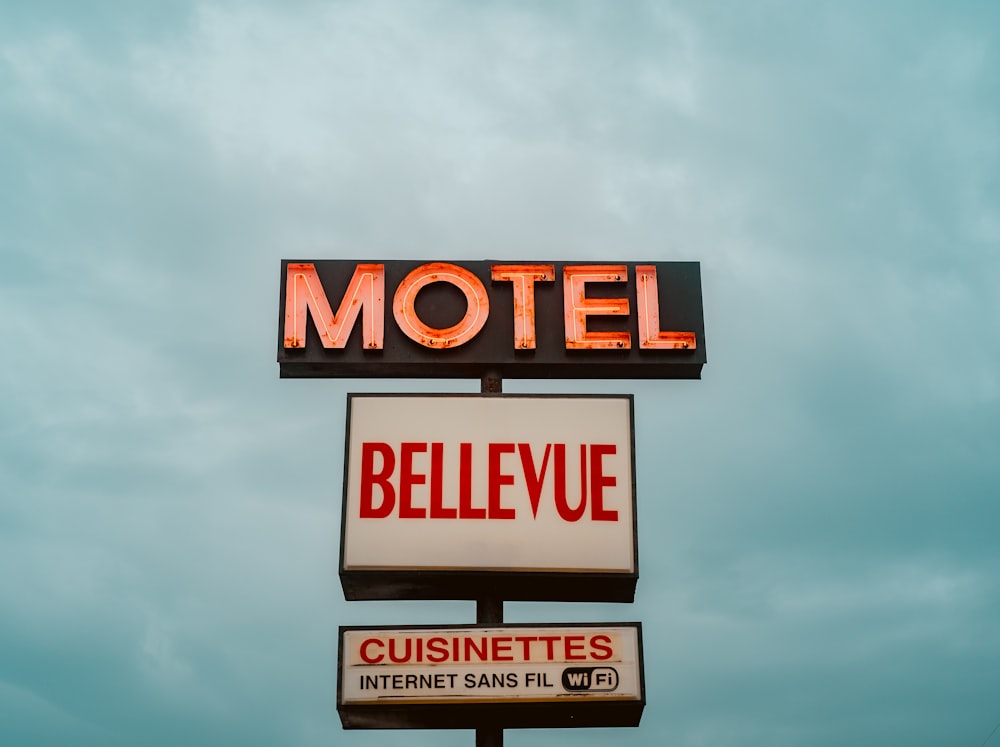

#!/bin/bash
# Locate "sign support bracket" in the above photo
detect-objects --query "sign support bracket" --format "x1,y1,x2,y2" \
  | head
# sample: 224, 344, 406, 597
477, 371, 504, 747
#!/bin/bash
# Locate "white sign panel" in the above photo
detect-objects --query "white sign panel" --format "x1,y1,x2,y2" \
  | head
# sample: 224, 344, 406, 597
341, 395, 636, 579
337, 623, 644, 729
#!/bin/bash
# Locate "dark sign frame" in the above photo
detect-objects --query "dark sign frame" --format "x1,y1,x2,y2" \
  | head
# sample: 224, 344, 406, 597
339, 393, 639, 603
278, 260, 705, 379
337, 622, 645, 730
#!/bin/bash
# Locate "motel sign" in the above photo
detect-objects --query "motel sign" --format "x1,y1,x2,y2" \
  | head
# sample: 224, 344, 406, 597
278, 260, 705, 379
277, 256, 706, 739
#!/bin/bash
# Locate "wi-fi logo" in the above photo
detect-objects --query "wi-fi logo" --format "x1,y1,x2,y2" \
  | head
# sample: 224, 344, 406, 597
561, 667, 619, 692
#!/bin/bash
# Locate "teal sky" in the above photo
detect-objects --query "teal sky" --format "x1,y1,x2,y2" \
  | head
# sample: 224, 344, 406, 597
2, 1, 999, 745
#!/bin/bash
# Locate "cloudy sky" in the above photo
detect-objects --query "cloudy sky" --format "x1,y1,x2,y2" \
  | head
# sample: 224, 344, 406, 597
2, 1, 999, 745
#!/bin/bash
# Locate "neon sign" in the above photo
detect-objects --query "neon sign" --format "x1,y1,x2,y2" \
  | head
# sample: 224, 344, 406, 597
278, 259, 705, 379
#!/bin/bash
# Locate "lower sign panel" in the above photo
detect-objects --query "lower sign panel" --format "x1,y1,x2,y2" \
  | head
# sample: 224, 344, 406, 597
338, 623, 644, 729
340, 394, 638, 603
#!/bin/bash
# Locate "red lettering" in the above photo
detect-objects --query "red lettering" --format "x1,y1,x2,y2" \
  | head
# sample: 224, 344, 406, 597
564, 635, 586, 661
398, 442, 427, 518
590, 444, 618, 521
563, 265, 631, 349
359, 638, 384, 664
284, 262, 384, 349
488, 443, 517, 519
590, 635, 613, 660
518, 443, 550, 519
490, 264, 555, 350
636, 264, 696, 350
393, 263, 489, 349
514, 635, 538, 660
537, 635, 560, 660
464, 636, 488, 662
359, 633, 621, 668
426, 637, 449, 663
458, 443, 485, 519
427, 442, 456, 518
285, 261, 697, 355
358, 440, 621, 522
359, 442, 395, 518
491, 636, 514, 661
552, 444, 567, 519
554, 444, 586, 521
388, 637, 411, 663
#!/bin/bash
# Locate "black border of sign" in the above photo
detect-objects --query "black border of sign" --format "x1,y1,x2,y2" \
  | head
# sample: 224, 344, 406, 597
337, 622, 645, 730
339, 393, 639, 603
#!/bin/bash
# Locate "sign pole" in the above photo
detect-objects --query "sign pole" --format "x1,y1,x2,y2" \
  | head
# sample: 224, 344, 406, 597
477, 371, 503, 747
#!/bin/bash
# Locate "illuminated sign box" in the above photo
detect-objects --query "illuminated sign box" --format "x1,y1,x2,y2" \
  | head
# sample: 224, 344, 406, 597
338, 623, 644, 729
340, 394, 637, 602
278, 260, 705, 379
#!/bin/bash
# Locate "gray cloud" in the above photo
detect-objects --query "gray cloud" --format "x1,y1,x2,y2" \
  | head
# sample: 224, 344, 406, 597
2, 2, 998, 746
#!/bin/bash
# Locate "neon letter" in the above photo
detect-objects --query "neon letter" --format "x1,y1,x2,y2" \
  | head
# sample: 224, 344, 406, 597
284, 263, 384, 349
491, 264, 555, 349
636, 265, 696, 349
563, 265, 631, 349
393, 263, 489, 349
